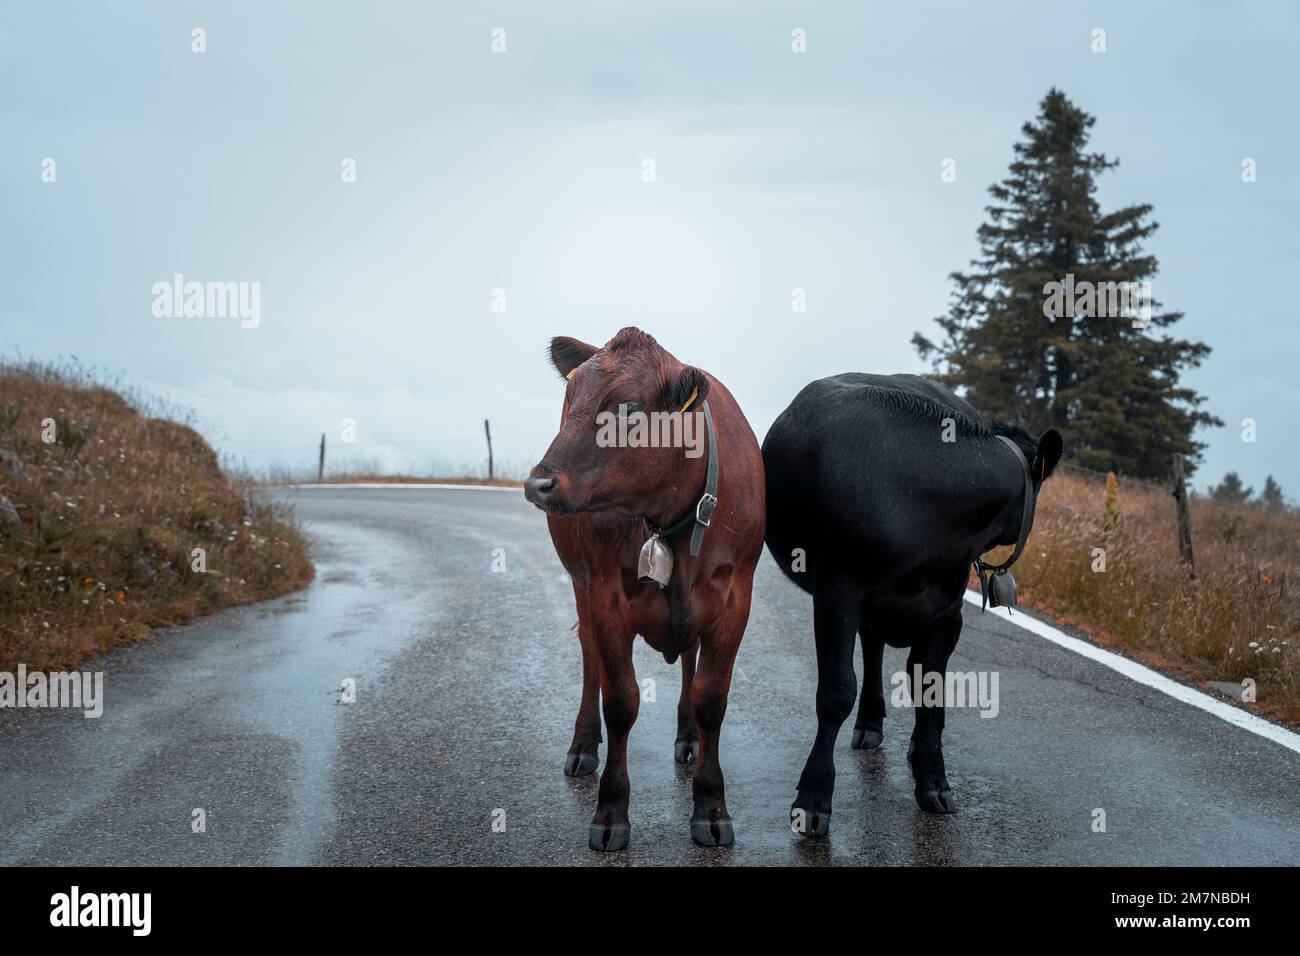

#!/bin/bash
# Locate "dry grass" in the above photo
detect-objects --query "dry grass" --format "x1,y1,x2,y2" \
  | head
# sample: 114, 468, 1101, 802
255, 456, 524, 487
989, 466, 1300, 725
0, 361, 314, 671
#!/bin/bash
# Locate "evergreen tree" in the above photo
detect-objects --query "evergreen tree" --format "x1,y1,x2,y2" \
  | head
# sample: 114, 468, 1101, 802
1210, 471, 1252, 505
1259, 474, 1286, 513
913, 88, 1220, 478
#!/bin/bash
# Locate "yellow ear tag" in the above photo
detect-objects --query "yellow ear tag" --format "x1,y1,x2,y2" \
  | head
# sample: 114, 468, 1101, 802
679, 387, 699, 413
565, 369, 575, 381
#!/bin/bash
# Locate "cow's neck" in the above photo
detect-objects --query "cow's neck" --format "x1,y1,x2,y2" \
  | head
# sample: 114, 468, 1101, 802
975, 471, 1033, 558
644, 450, 709, 532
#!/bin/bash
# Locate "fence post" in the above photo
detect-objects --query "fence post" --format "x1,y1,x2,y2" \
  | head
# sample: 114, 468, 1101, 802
484, 419, 494, 480
1171, 454, 1195, 576
318, 433, 325, 482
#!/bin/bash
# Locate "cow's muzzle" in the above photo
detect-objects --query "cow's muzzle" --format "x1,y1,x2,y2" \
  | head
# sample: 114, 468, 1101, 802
523, 474, 556, 504
524, 469, 563, 511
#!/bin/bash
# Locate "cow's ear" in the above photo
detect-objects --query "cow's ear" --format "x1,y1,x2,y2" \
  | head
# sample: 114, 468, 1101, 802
549, 337, 598, 380
667, 366, 710, 413
1033, 429, 1064, 481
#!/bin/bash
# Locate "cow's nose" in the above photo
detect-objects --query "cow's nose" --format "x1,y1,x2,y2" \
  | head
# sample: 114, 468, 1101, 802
524, 475, 557, 506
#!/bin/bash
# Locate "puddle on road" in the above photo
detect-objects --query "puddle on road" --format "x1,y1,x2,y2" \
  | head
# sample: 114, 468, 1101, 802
222, 520, 435, 864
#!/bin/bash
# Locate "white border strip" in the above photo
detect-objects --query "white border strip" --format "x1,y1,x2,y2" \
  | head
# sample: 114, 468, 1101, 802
964, 590, 1300, 755
274, 482, 521, 492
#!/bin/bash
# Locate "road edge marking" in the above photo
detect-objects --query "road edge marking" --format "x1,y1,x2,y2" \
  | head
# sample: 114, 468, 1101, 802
964, 590, 1300, 756
273, 483, 521, 492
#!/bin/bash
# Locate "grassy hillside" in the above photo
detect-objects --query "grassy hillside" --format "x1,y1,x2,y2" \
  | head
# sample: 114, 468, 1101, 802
997, 466, 1299, 725
0, 362, 313, 671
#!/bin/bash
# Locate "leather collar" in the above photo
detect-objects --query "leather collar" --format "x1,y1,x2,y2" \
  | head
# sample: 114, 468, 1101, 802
642, 400, 718, 558
973, 434, 1036, 606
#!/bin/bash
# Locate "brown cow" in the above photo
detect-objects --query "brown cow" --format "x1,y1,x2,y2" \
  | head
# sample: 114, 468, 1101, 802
524, 328, 765, 851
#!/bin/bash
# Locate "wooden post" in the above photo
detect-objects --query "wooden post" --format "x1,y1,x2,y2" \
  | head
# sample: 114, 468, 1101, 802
1171, 454, 1195, 576
318, 433, 326, 482
484, 419, 494, 480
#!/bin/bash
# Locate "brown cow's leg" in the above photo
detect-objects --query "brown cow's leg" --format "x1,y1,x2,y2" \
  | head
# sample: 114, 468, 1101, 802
589, 625, 638, 852
674, 644, 699, 765
564, 591, 602, 777
689, 596, 749, 847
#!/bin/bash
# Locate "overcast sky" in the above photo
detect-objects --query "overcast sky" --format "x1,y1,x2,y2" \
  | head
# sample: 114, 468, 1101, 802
4, 1, 1297, 492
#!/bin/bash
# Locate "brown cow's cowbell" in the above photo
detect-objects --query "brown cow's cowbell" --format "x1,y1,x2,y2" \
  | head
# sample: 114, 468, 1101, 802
973, 434, 1036, 612
637, 399, 719, 589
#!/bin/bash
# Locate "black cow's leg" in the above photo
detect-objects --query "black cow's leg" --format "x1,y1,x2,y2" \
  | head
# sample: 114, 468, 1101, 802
851, 625, 885, 750
689, 596, 747, 847
564, 590, 602, 777
589, 630, 639, 851
906, 607, 961, 813
792, 575, 863, 838
674, 643, 699, 765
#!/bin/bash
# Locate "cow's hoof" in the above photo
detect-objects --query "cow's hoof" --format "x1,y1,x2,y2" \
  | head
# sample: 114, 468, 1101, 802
915, 788, 956, 814
790, 806, 831, 839
851, 727, 883, 750
588, 822, 630, 852
674, 740, 697, 764
690, 816, 734, 847
564, 752, 599, 777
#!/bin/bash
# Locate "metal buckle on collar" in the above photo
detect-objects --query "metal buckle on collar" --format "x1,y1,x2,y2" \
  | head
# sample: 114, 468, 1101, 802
695, 493, 718, 527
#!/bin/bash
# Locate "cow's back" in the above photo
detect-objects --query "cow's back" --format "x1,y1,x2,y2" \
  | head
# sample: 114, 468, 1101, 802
763, 373, 995, 599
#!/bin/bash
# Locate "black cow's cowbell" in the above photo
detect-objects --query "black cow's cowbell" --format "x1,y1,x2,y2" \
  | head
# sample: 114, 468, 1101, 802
979, 564, 1018, 609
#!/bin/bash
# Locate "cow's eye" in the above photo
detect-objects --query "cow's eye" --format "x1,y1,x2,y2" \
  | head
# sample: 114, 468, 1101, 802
616, 401, 643, 417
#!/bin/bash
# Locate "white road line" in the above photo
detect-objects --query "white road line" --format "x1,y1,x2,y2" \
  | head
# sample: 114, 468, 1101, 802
274, 482, 521, 492
964, 590, 1300, 756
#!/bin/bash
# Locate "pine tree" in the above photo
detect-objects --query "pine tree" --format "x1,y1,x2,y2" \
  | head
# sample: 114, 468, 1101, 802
1210, 471, 1252, 505
1259, 475, 1286, 514
913, 88, 1221, 478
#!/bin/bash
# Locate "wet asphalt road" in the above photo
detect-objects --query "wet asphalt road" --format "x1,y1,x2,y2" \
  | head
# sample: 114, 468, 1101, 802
2, 485, 1297, 866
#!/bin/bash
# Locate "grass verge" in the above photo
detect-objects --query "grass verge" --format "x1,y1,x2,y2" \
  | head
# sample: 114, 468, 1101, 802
0, 361, 314, 671
988, 466, 1299, 727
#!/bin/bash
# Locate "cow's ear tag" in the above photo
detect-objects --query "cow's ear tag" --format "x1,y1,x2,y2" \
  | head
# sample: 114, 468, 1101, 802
988, 570, 1017, 609
637, 534, 672, 588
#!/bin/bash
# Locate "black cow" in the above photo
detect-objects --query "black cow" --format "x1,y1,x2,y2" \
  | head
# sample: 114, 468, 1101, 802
762, 373, 1062, 836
